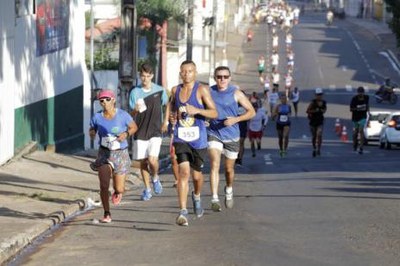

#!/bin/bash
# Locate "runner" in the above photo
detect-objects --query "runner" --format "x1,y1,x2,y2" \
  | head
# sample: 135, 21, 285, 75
272, 93, 291, 157
290, 87, 300, 117
257, 55, 266, 77
306, 88, 327, 157
248, 102, 268, 157
129, 63, 168, 201
208, 66, 255, 211
268, 86, 280, 115
350, 86, 370, 154
89, 89, 138, 223
167, 60, 218, 226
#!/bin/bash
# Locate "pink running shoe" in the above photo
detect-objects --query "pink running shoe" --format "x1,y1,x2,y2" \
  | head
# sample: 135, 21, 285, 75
100, 214, 112, 223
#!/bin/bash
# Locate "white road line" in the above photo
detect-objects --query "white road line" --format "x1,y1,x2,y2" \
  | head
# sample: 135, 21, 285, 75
345, 30, 378, 84
379, 51, 400, 76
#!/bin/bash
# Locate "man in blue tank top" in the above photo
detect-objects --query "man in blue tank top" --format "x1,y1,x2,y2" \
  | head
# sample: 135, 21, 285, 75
166, 60, 218, 226
207, 66, 255, 212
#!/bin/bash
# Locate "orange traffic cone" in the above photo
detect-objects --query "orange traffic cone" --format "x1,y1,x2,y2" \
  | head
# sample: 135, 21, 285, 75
340, 126, 348, 142
335, 118, 342, 136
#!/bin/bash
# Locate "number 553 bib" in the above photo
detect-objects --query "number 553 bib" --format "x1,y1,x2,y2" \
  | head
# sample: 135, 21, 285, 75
178, 126, 200, 142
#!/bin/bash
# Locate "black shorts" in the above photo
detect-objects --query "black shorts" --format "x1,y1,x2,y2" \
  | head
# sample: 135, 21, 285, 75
173, 142, 206, 172
239, 121, 248, 138
276, 123, 290, 131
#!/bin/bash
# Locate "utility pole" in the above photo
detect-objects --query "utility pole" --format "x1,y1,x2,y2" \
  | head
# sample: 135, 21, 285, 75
187, 0, 194, 60
119, 0, 137, 111
209, 0, 218, 85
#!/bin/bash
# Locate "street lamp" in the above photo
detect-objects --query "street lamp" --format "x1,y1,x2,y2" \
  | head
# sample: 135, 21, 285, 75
119, 0, 137, 111
187, 0, 194, 60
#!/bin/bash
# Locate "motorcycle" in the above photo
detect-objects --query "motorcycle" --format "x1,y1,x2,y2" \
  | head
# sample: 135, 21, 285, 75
375, 85, 398, 104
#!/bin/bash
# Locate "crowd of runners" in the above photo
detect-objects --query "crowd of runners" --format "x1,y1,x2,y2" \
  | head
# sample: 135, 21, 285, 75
88, 1, 370, 226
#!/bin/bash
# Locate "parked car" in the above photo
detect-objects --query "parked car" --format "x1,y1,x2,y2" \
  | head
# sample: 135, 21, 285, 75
379, 112, 400, 149
363, 111, 391, 145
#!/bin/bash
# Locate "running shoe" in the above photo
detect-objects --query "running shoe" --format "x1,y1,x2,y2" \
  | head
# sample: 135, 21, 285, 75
211, 198, 222, 212
192, 192, 204, 217
111, 192, 122, 205
316, 149, 321, 156
312, 150, 316, 157
279, 150, 284, 158
100, 214, 112, 223
141, 189, 152, 201
225, 187, 234, 209
176, 209, 189, 226
152, 179, 163, 194
358, 148, 363, 155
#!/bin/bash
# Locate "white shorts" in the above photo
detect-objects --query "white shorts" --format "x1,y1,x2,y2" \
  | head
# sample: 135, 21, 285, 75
132, 137, 162, 160
208, 140, 239, 160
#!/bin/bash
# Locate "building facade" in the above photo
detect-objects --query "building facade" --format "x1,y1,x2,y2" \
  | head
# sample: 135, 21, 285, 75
0, 0, 87, 164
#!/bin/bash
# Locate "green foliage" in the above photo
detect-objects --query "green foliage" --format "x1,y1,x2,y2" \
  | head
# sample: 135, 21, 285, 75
86, 47, 119, 70
385, 0, 400, 47
137, 0, 186, 26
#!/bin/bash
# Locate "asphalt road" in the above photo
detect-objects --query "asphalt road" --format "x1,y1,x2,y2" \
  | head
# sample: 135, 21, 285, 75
10, 13, 400, 266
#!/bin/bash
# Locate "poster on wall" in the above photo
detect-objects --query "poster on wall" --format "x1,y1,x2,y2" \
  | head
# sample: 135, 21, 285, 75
36, 0, 70, 56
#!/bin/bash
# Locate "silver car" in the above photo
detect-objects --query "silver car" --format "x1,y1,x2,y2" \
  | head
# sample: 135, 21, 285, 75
379, 112, 400, 149
363, 111, 391, 145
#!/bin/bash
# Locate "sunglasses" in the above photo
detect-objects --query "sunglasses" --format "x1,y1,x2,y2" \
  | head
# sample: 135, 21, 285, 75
216, 75, 230, 80
99, 98, 112, 103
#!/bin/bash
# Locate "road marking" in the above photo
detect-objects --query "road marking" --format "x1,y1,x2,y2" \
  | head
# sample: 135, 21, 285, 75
345, 30, 378, 84
264, 154, 273, 165
379, 51, 400, 76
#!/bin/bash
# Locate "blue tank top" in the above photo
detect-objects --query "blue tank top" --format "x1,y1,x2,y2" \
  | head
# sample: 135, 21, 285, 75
208, 85, 240, 142
173, 82, 207, 149
276, 104, 291, 125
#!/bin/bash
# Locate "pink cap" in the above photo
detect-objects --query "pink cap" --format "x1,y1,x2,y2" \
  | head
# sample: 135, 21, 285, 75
98, 89, 115, 99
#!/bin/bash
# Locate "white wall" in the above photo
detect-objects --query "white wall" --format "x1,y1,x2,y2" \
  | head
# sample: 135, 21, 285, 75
0, 0, 86, 164
0, 1, 16, 164
14, 1, 85, 109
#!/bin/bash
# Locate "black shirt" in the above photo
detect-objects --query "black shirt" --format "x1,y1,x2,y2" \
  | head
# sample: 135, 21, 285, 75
350, 95, 369, 121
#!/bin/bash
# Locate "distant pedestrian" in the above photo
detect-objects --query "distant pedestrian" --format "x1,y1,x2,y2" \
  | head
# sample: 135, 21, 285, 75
248, 103, 268, 157
257, 55, 266, 77
129, 63, 168, 201
306, 88, 327, 157
268, 86, 280, 115
273, 93, 291, 157
350, 86, 369, 154
290, 87, 300, 117
89, 89, 138, 223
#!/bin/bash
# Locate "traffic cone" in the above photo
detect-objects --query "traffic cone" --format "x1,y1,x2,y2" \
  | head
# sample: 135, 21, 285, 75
340, 126, 348, 142
335, 118, 342, 136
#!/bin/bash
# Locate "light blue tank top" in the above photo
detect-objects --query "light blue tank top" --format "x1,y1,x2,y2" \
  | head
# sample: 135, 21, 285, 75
208, 85, 239, 142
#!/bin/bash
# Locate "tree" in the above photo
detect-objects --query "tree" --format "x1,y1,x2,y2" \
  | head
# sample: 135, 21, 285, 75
385, 0, 400, 47
137, 0, 186, 88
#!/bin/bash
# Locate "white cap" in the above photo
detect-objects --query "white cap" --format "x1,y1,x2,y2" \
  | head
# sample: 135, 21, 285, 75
315, 88, 323, 95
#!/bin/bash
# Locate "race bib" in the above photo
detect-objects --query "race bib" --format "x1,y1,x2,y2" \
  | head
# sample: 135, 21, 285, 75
279, 115, 288, 123
101, 136, 121, 150
178, 126, 200, 142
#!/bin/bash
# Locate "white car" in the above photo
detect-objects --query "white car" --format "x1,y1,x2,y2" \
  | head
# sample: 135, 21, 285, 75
363, 111, 391, 145
379, 112, 400, 149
